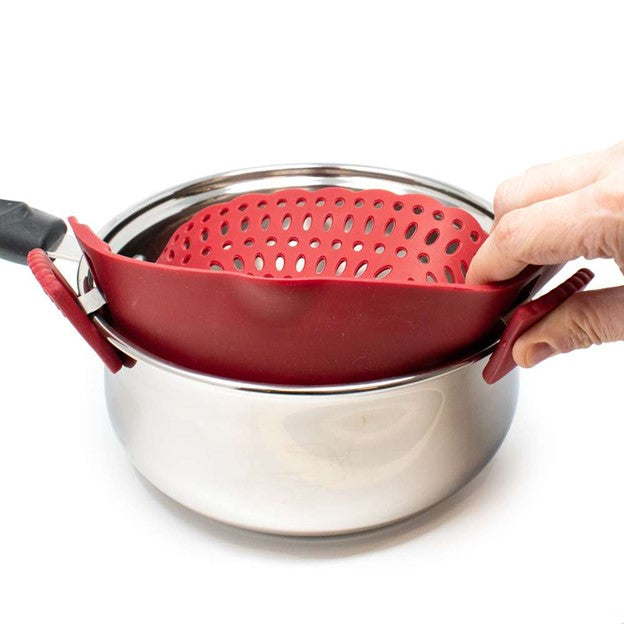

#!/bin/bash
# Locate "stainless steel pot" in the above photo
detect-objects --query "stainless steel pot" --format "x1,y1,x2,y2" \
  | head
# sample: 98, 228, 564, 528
4, 165, 519, 535
88, 165, 517, 535
103, 335, 517, 536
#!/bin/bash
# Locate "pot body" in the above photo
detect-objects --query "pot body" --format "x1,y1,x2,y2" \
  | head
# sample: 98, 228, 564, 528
104, 345, 518, 536
83, 164, 517, 535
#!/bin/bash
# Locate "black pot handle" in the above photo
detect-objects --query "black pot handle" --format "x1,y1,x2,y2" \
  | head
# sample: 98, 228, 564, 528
0, 199, 67, 265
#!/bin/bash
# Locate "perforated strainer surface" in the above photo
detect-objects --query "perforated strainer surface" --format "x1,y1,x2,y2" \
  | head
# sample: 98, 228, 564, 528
157, 188, 488, 285
68, 183, 548, 385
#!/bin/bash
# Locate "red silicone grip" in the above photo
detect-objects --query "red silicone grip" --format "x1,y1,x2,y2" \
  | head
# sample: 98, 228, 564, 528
483, 268, 594, 384
27, 249, 123, 373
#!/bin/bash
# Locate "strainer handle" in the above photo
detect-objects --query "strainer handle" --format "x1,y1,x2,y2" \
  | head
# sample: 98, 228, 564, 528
483, 268, 594, 384
27, 249, 123, 373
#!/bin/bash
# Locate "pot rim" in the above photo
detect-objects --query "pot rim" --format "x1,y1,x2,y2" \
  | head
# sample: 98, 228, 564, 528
85, 163, 498, 396
93, 162, 495, 244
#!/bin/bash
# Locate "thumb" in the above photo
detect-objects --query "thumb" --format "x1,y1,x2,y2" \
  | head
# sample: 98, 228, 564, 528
512, 286, 624, 367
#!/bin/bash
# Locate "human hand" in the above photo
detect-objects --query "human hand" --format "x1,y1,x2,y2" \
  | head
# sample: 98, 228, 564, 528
466, 142, 624, 368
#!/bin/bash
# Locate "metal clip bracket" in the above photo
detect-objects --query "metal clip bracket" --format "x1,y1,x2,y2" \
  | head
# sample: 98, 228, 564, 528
77, 287, 107, 315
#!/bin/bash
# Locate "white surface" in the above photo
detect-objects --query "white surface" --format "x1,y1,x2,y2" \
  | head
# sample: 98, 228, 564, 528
1, 1, 623, 622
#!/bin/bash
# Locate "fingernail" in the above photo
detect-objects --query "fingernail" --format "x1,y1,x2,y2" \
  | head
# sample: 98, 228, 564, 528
526, 342, 556, 367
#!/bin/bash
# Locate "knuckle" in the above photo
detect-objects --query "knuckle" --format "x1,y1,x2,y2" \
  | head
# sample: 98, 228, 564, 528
491, 211, 520, 251
564, 319, 597, 351
606, 215, 624, 267
524, 162, 546, 175
493, 179, 516, 213
560, 295, 607, 351
582, 214, 623, 263
588, 181, 624, 263
592, 177, 624, 213
608, 140, 624, 159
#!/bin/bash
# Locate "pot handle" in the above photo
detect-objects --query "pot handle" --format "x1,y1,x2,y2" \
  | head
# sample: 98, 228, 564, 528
27, 249, 123, 373
0, 199, 68, 264
483, 268, 594, 384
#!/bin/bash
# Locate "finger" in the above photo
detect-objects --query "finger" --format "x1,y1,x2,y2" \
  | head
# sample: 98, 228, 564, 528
512, 286, 624, 367
493, 148, 608, 225
465, 179, 624, 285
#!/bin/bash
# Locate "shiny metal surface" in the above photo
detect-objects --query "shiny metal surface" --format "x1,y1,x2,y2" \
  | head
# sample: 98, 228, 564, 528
77, 287, 107, 315
73, 164, 517, 535
105, 342, 517, 535
48, 232, 82, 262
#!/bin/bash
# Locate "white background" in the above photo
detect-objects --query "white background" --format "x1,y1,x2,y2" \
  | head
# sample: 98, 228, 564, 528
1, 1, 623, 622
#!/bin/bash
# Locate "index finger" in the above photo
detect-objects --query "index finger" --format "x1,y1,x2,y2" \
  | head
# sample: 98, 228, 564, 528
465, 182, 615, 285
492, 148, 607, 224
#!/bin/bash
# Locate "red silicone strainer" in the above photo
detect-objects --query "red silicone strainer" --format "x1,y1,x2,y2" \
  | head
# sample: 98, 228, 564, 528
51, 187, 568, 385
156, 188, 486, 285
